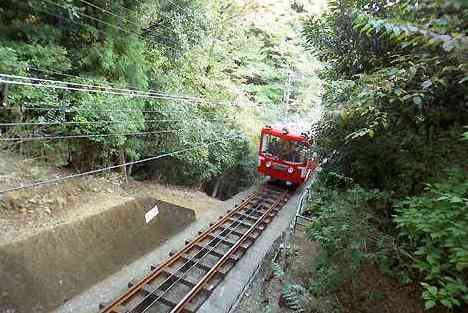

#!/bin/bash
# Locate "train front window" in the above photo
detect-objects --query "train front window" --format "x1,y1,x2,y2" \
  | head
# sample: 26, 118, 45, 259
262, 135, 305, 163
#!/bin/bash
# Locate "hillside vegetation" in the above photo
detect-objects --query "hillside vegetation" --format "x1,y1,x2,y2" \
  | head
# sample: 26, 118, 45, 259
0, 0, 319, 199
301, 0, 468, 311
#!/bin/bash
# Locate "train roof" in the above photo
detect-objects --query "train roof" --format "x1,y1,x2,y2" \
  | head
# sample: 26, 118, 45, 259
261, 126, 308, 142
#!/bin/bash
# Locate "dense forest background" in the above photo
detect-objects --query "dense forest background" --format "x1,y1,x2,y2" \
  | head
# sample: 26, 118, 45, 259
0, 0, 320, 199
1, 0, 467, 311
302, 0, 467, 311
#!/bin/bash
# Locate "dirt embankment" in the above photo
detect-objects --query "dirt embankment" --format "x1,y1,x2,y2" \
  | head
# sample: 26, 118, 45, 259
0, 150, 222, 245
0, 198, 195, 313
0, 150, 224, 313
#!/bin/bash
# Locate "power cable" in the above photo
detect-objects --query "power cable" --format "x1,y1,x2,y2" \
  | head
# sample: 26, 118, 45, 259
75, 0, 183, 46
0, 74, 226, 105
77, 0, 140, 28
30, 4, 145, 45
0, 137, 237, 194
25, 66, 211, 104
78, 0, 182, 38
0, 78, 204, 104
12, 106, 173, 114
41, 0, 135, 36
0, 129, 181, 142
4, 72, 214, 102
31, 1, 180, 49
0, 117, 233, 127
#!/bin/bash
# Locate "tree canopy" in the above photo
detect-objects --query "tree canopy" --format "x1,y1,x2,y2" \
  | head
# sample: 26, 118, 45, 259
302, 0, 467, 310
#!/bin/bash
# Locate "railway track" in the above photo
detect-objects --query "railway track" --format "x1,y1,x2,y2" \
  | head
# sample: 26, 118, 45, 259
99, 183, 293, 313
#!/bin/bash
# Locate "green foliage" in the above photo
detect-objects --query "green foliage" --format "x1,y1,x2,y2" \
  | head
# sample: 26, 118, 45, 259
306, 184, 394, 290
0, 0, 277, 195
271, 260, 311, 313
395, 169, 468, 309
302, 0, 468, 310
271, 261, 285, 280
281, 283, 309, 313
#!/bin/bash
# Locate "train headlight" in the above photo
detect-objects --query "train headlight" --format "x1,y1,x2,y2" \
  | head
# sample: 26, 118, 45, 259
288, 167, 294, 173
266, 161, 272, 168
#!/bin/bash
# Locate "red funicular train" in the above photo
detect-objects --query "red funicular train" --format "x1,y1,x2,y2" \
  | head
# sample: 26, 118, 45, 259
257, 126, 317, 185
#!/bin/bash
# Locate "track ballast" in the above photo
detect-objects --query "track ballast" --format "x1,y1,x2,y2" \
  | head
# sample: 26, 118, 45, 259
99, 183, 293, 313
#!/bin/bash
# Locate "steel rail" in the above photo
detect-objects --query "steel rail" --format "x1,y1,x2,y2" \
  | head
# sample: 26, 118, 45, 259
134, 188, 284, 312
135, 201, 267, 313
99, 191, 260, 313
169, 189, 289, 313
99, 185, 289, 313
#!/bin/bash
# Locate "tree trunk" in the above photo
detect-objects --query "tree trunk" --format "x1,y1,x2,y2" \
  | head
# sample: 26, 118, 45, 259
212, 177, 222, 198
119, 149, 128, 183
128, 164, 133, 177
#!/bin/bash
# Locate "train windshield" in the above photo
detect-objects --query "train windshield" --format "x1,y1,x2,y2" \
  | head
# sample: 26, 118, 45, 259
261, 135, 306, 163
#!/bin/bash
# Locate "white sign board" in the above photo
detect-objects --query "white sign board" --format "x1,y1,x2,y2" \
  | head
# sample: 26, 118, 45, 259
145, 205, 160, 224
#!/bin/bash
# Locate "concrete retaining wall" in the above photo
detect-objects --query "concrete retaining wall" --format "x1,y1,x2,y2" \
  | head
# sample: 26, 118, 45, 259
0, 198, 195, 313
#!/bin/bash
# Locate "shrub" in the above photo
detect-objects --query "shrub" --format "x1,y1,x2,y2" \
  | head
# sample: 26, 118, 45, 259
306, 183, 393, 294
394, 168, 468, 309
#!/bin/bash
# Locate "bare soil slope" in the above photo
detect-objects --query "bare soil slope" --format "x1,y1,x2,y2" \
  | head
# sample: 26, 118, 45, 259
0, 150, 222, 245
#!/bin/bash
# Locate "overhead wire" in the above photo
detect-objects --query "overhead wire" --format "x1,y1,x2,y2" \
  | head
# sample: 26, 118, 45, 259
29, 4, 143, 45
41, 0, 135, 36
0, 74, 227, 105
31, 0, 180, 50
0, 129, 181, 142
0, 117, 233, 127
74, 0, 182, 46
9, 106, 174, 114
25, 66, 211, 104
4, 72, 216, 103
0, 137, 238, 194
77, 0, 140, 28
0, 78, 204, 104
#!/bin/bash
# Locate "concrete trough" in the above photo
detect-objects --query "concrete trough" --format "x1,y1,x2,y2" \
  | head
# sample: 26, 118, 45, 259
0, 198, 195, 313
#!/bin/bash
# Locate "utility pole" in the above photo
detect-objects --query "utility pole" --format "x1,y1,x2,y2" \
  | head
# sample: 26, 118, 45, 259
0, 83, 8, 107
282, 67, 292, 122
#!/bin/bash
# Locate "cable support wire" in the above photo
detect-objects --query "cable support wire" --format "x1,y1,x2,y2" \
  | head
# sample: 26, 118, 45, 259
7, 104, 251, 115
0, 129, 181, 142
1, 72, 215, 102
48, 0, 180, 46
77, 0, 182, 39
0, 74, 227, 105
25, 65, 214, 104
32, 0, 180, 50
0, 78, 201, 103
0, 137, 238, 194
0, 117, 233, 127
41, 0, 134, 36
77, 0, 140, 28
7, 106, 175, 114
